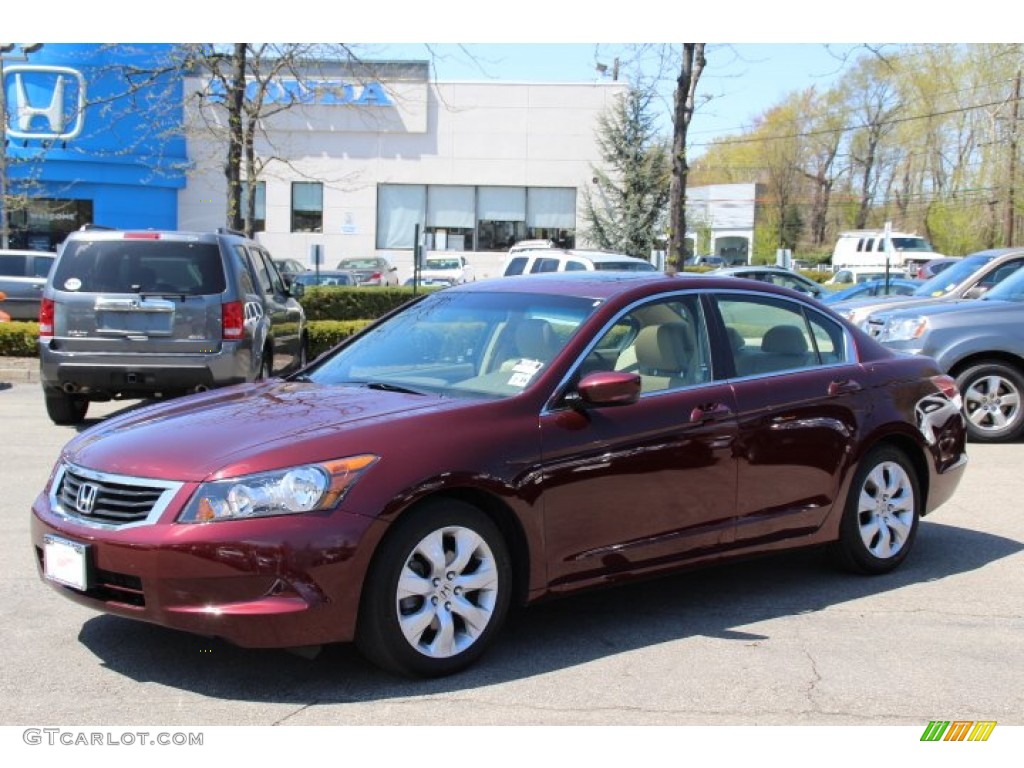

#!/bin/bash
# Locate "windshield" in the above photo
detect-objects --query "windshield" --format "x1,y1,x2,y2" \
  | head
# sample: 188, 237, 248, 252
425, 258, 461, 270
338, 259, 380, 270
890, 237, 932, 252
593, 261, 657, 272
912, 255, 991, 297
305, 290, 600, 399
982, 265, 1024, 302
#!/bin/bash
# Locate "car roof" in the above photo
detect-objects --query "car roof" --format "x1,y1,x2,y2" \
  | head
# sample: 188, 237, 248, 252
456, 270, 836, 306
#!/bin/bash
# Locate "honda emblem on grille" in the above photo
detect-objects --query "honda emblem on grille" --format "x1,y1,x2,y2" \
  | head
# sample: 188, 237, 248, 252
75, 483, 99, 515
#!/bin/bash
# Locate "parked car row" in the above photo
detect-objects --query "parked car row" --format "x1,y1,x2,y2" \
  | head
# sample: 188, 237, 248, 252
826, 247, 1024, 443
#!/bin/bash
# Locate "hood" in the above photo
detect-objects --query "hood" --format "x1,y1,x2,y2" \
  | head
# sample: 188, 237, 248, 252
64, 381, 461, 481
877, 297, 1020, 323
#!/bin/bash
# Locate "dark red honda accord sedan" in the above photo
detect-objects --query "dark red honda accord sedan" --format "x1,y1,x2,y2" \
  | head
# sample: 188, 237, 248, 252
31, 272, 968, 677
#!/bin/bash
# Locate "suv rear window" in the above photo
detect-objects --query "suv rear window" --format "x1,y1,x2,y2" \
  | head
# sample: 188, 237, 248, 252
52, 241, 226, 295
593, 261, 656, 272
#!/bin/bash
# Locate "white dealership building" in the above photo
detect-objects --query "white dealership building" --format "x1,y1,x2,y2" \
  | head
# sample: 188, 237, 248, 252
179, 61, 630, 280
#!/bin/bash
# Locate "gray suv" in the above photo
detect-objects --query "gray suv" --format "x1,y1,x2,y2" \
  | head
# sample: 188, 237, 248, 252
39, 228, 307, 424
870, 263, 1024, 442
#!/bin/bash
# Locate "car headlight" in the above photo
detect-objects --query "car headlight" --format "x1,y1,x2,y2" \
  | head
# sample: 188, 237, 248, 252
879, 316, 928, 342
179, 455, 378, 523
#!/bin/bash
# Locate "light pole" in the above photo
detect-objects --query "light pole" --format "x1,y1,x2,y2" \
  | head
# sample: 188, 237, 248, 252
0, 43, 43, 249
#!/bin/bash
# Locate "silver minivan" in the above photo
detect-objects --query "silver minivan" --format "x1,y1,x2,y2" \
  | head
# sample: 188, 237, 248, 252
39, 228, 307, 424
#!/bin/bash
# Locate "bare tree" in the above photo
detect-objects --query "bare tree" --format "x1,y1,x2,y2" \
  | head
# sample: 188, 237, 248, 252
185, 43, 371, 237
668, 44, 706, 271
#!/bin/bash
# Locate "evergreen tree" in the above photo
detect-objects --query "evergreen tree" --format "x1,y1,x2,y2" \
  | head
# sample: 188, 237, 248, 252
582, 88, 670, 259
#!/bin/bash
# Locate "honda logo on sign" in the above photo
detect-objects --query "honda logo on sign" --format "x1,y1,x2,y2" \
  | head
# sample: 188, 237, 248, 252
3, 64, 86, 140
75, 482, 98, 516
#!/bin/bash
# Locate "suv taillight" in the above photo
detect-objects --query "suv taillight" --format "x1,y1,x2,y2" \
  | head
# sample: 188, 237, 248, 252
370, 271, 382, 281
222, 301, 244, 340
39, 298, 54, 338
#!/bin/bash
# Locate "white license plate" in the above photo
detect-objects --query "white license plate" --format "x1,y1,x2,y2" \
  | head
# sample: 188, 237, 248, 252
43, 535, 89, 591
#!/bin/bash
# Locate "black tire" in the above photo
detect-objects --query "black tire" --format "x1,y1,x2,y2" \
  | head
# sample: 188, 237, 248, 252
356, 499, 512, 678
832, 446, 921, 575
43, 387, 89, 426
955, 362, 1024, 443
256, 346, 273, 381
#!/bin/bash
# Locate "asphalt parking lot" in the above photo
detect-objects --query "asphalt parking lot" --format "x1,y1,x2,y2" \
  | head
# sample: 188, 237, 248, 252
1, 374, 1022, 729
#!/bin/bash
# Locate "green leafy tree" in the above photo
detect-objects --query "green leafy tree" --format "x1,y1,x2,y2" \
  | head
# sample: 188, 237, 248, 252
582, 88, 670, 258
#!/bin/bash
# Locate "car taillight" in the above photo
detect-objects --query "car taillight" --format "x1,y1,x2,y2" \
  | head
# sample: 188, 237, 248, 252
39, 298, 54, 337
222, 301, 244, 340
123, 232, 162, 239
370, 271, 382, 280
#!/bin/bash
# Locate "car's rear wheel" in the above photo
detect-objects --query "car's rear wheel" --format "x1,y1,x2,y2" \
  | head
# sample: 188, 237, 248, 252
833, 446, 920, 575
356, 499, 511, 677
955, 362, 1024, 442
43, 387, 89, 426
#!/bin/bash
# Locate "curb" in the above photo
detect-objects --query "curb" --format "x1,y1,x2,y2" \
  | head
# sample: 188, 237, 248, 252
0, 358, 39, 384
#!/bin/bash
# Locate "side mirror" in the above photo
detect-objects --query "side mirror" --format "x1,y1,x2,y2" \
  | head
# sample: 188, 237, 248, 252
572, 371, 641, 408
291, 283, 305, 298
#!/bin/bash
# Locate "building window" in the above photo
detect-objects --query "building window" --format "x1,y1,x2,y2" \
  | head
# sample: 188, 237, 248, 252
291, 182, 323, 233
242, 181, 266, 232
377, 184, 425, 249
477, 186, 526, 252
526, 187, 576, 248
375, 184, 576, 251
425, 186, 475, 251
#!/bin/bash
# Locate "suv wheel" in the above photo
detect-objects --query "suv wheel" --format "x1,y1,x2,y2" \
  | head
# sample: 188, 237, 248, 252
256, 347, 273, 381
43, 387, 89, 425
956, 361, 1024, 442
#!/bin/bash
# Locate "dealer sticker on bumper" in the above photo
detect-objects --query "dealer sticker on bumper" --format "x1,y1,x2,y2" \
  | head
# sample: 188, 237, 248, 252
43, 535, 89, 591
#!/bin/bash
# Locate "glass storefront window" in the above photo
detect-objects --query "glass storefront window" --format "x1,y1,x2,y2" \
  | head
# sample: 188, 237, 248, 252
376, 184, 576, 252
291, 182, 323, 233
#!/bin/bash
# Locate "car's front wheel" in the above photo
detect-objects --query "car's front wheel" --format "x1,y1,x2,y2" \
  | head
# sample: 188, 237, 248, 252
356, 499, 512, 677
833, 446, 920, 575
955, 361, 1024, 442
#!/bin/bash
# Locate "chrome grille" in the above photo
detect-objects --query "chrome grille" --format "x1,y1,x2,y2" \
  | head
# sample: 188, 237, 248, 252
53, 463, 182, 528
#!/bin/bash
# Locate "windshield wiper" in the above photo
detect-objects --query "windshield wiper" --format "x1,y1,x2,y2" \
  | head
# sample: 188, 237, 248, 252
363, 381, 427, 395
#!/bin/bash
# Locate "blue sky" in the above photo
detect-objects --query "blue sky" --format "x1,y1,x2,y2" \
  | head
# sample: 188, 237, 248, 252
25, 0, 998, 150
366, 42, 859, 148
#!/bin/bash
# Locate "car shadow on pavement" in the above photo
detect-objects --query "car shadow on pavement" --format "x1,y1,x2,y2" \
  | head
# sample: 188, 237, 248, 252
76, 519, 1022, 705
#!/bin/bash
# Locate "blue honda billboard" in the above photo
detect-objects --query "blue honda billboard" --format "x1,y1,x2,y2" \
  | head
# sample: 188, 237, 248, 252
2, 43, 187, 247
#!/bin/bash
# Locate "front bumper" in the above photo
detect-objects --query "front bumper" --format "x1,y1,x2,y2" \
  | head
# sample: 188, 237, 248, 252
31, 487, 384, 648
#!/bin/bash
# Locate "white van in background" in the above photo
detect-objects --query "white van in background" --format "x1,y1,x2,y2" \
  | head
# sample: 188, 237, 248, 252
832, 229, 944, 276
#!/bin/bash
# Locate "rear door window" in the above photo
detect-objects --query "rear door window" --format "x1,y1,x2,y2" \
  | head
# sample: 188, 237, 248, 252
0, 254, 28, 276
503, 257, 528, 276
